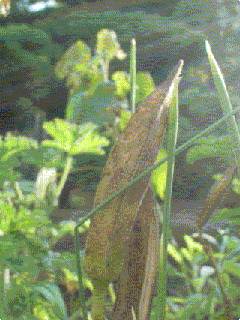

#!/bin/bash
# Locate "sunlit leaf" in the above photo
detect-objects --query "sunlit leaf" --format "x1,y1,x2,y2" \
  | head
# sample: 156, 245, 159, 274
112, 71, 130, 99
136, 72, 155, 104
151, 149, 168, 200
55, 40, 91, 80
43, 119, 109, 155
118, 110, 132, 131
167, 243, 183, 265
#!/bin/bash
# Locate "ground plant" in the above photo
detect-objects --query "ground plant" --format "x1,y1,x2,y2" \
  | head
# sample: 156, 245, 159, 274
0, 28, 240, 320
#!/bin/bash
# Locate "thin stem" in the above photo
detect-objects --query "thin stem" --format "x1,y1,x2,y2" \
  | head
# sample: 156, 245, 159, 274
130, 38, 137, 113
157, 86, 179, 320
102, 58, 109, 82
55, 155, 73, 200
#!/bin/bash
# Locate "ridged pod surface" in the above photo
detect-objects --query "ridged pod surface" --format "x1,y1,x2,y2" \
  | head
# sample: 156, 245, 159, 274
112, 186, 160, 320
84, 61, 183, 319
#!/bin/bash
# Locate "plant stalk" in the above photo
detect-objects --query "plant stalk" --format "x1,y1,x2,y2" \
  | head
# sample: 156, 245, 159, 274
157, 86, 179, 320
55, 155, 73, 201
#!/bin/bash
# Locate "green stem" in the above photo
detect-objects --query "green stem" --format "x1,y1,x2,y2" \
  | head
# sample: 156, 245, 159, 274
130, 38, 137, 114
55, 155, 73, 201
102, 58, 109, 82
157, 86, 179, 320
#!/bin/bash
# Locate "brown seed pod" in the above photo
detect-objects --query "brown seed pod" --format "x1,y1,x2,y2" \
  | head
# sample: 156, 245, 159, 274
84, 61, 183, 319
112, 186, 160, 320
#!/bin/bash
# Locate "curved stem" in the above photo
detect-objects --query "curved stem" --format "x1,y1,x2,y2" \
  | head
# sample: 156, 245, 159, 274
55, 155, 73, 201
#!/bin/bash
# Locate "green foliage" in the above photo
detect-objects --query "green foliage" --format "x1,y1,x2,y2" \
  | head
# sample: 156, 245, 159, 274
0, 134, 37, 185
151, 149, 168, 200
210, 207, 240, 226
150, 233, 240, 319
186, 135, 237, 165
0, 23, 60, 126
118, 110, 132, 132
1, 6, 240, 318
55, 40, 100, 95
96, 29, 126, 62
43, 118, 109, 155
34, 283, 68, 320
112, 71, 130, 99
60, 29, 156, 130
0, 104, 109, 319
55, 40, 91, 80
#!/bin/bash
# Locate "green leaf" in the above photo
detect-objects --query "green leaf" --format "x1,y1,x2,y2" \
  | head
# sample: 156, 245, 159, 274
112, 71, 130, 99
43, 119, 76, 152
136, 72, 155, 104
69, 128, 109, 156
43, 119, 109, 155
35, 283, 67, 320
55, 40, 103, 95
55, 40, 91, 80
167, 243, 183, 265
151, 149, 168, 200
0, 134, 38, 180
118, 110, 132, 132
1, 133, 37, 155
184, 235, 203, 254
65, 82, 117, 126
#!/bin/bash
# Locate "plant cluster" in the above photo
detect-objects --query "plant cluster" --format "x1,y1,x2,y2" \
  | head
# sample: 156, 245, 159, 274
0, 26, 240, 320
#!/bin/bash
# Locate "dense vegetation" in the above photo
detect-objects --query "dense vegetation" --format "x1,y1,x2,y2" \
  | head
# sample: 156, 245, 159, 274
0, 1, 240, 319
